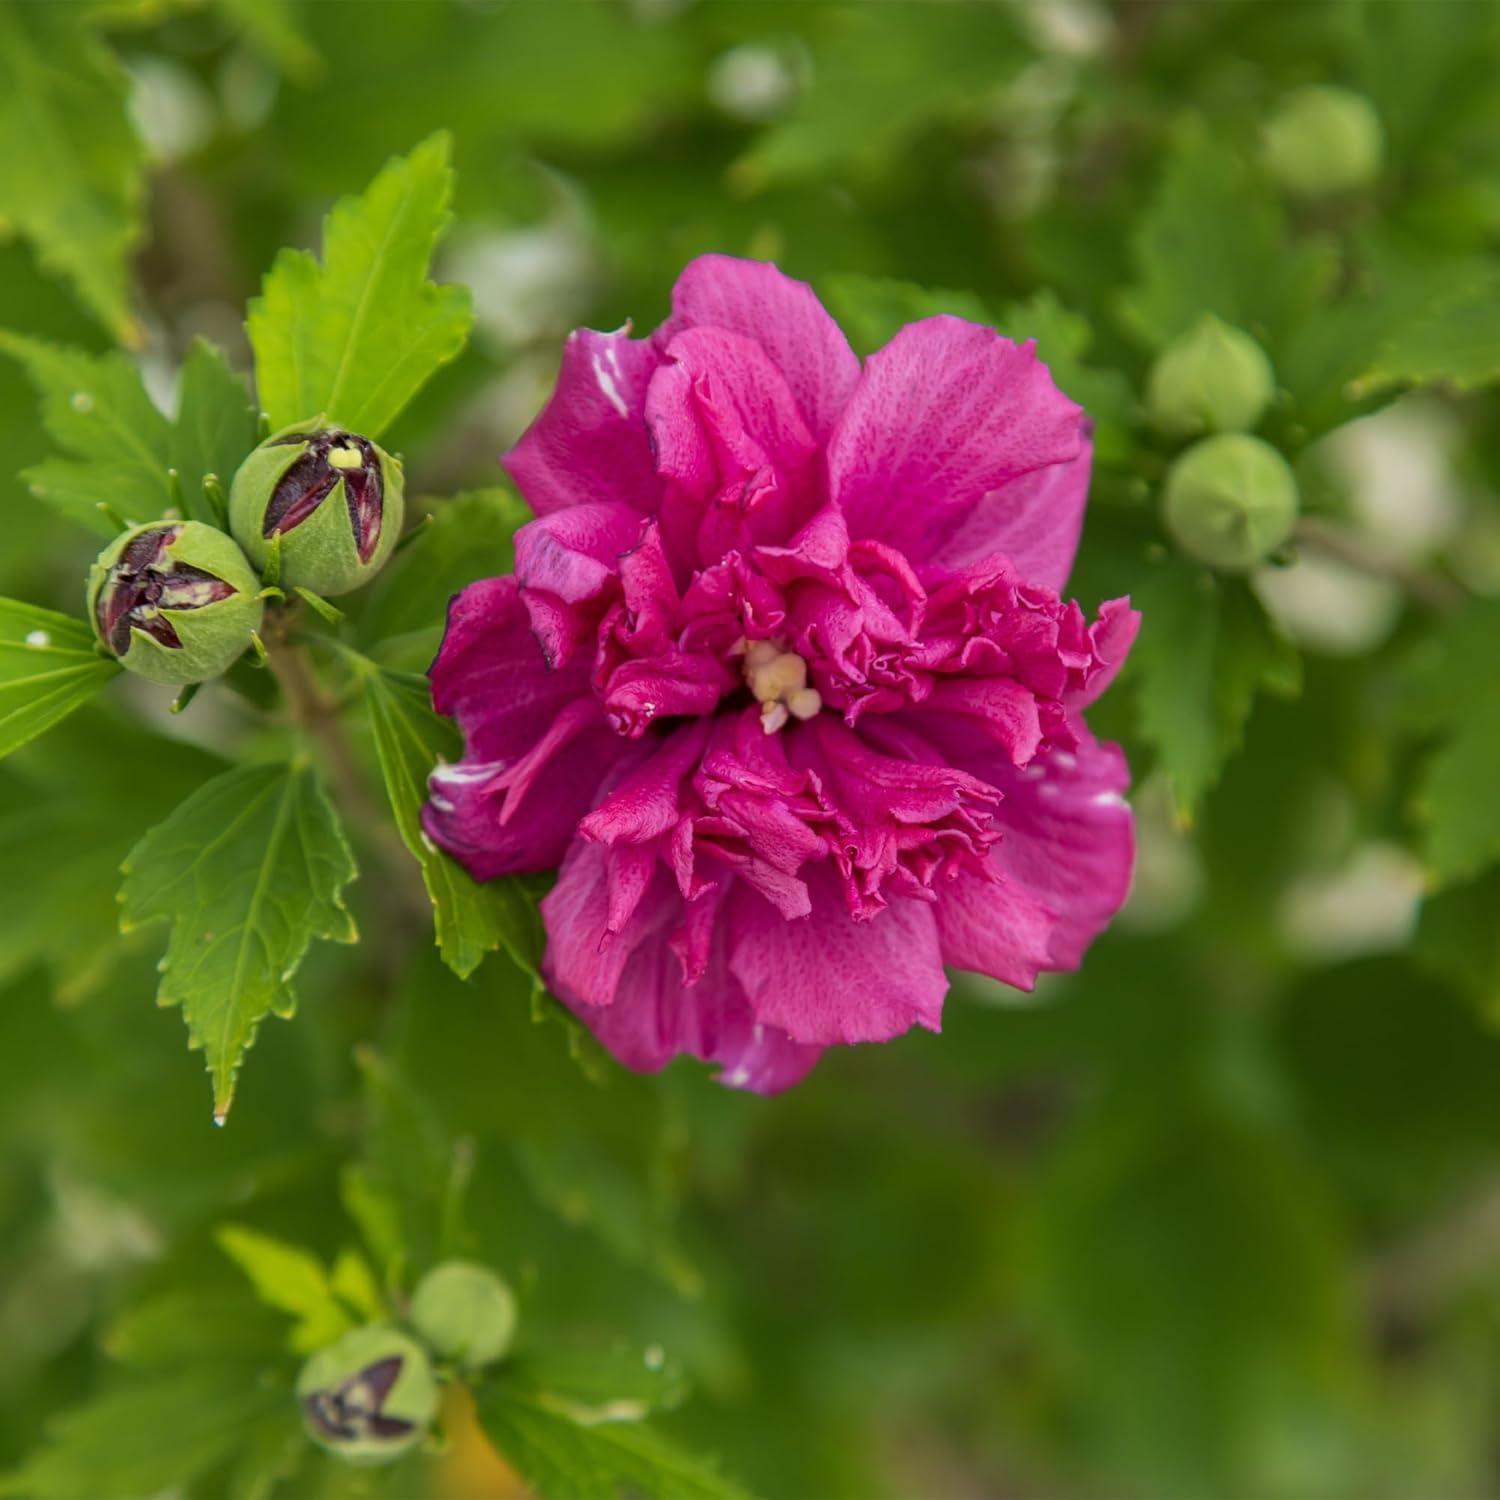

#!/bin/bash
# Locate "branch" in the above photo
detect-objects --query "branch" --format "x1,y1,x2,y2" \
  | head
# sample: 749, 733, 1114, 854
1293, 516, 1468, 615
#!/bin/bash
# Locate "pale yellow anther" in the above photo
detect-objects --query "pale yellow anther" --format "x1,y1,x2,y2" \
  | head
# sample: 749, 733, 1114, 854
760, 700, 790, 734
327, 445, 364, 471
744, 638, 780, 669
749, 651, 807, 703
787, 687, 823, 721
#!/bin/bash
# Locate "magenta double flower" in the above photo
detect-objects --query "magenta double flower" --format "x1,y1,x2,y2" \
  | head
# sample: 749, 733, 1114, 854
423, 256, 1137, 1092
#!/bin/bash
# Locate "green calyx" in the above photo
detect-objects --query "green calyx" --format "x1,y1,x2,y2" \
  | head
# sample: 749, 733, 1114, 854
86, 520, 263, 686
1147, 315, 1275, 438
410, 1260, 518, 1369
1264, 86, 1384, 198
296, 1324, 438, 1466
1163, 433, 1300, 572
229, 417, 405, 597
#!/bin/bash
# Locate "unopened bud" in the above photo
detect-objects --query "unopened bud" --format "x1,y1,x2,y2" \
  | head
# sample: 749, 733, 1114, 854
410, 1260, 517, 1369
1147, 315, 1275, 438
86, 521, 262, 685
296, 1325, 438, 1466
1264, 86, 1383, 199
229, 418, 404, 596
1163, 434, 1299, 571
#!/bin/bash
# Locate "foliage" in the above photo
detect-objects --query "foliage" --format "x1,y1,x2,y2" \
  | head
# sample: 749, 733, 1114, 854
0, 2, 1499, 1497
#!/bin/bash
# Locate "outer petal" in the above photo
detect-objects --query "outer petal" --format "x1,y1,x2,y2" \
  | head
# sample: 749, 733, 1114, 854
935, 734, 1134, 985
647, 325, 821, 566
727, 867, 948, 1045
669, 254, 861, 440
503, 326, 663, 517
423, 577, 621, 879
922, 446, 1092, 593
829, 318, 1087, 574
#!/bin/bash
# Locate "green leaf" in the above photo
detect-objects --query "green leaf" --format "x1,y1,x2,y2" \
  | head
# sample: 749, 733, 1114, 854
119, 759, 358, 1120
1416, 870, 1500, 1023
170, 338, 257, 526
476, 1372, 752, 1500
247, 132, 472, 437
1402, 600, 1500, 885
0, 331, 172, 535
216, 1223, 356, 1353
361, 663, 539, 979
0, 599, 119, 761
817, 272, 991, 358
0, 1, 146, 343
0, 1372, 292, 1500
1118, 118, 1335, 354
1128, 562, 1302, 818
1351, 266, 1500, 396
356, 487, 529, 664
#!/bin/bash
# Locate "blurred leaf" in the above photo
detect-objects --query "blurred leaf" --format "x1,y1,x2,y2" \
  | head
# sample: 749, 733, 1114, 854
0, 1, 145, 343
1416, 869, 1500, 1022
1351, 266, 1500, 396
0, 1372, 292, 1500
736, 4, 1023, 189
1403, 600, 1500, 885
212, 0, 320, 79
247, 133, 472, 438
169, 339, 257, 527
104, 1288, 288, 1369
519, 1343, 690, 1419
0, 599, 118, 761
119, 759, 358, 1120
818, 272, 990, 357
1119, 119, 1335, 353
356, 487, 529, 661
217, 1223, 355, 1354
1128, 561, 1302, 817
0, 332, 171, 535
476, 1369, 751, 1500
360, 663, 538, 980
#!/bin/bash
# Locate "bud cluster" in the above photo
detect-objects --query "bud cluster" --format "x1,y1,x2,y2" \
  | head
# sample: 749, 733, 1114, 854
296, 1259, 517, 1466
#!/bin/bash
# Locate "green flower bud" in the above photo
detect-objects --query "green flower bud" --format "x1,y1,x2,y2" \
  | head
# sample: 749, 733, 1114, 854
1264, 86, 1384, 198
1147, 315, 1275, 438
1163, 434, 1300, 571
86, 521, 263, 686
296, 1325, 438, 1466
410, 1260, 517, 1369
229, 418, 404, 597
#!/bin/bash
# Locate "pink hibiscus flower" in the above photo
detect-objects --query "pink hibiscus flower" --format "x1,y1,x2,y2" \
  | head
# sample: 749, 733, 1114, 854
423, 256, 1137, 1093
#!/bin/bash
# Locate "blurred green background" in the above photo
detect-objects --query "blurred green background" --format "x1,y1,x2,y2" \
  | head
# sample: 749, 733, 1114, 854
4, 1, 1500, 1496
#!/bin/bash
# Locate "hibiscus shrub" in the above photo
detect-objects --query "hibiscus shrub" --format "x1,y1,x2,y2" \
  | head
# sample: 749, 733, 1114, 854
1, 3, 1499, 1498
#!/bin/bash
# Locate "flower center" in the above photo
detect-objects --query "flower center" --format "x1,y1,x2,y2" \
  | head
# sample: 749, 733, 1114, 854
741, 638, 823, 734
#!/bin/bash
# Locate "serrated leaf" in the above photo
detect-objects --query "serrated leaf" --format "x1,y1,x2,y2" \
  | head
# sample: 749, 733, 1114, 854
119, 760, 358, 1120
356, 487, 529, 664
0, 599, 118, 761
0, 1, 146, 343
1129, 563, 1302, 818
1402, 600, 1500, 885
0, 331, 172, 534
170, 338, 257, 525
216, 1223, 355, 1354
476, 1373, 752, 1500
247, 132, 472, 437
1351, 267, 1500, 396
1118, 118, 1335, 354
361, 663, 539, 979
0, 1372, 293, 1500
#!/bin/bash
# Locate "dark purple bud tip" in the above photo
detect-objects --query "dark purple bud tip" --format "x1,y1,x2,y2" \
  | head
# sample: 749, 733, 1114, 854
264, 429, 384, 563
300, 1356, 416, 1444
294, 1325, 438, 1464
95, 524, 234, 655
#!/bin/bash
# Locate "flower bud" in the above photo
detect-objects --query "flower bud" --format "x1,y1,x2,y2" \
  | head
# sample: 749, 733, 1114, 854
229, 419, 404, 596
1163, 434, 1299, 571
86, 521, 263, 685
296, 1325, 438, 1466
1147, 315, 1275, 438
1264, 86, 1384, 198
410, 1260, 517, 1369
